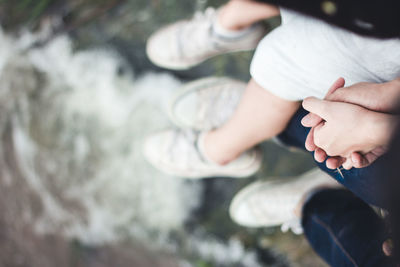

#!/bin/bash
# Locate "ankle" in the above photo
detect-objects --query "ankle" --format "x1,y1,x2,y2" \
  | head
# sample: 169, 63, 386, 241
217, 3, 250, 31
202, 131, 240, 165
218, 15, 245, 31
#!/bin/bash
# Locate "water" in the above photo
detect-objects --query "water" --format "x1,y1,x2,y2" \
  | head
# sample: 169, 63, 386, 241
3, 28, 202, 239
0, 28, 268, 266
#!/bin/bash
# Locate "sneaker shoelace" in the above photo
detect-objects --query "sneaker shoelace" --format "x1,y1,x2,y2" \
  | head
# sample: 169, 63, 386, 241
196, 82, 242, 129
178, 7, 218, 57
167, 129, 208, 168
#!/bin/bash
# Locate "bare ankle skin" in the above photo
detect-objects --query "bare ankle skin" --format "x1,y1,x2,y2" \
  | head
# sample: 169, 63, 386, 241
203, 130, 241, 165
217, 0, 280, 31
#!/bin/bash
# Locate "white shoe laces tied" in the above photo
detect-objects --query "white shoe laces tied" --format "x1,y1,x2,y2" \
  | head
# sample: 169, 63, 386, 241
193, 7, 216, 21
167, 129, 204, 168
178, 7, 217, 57
197, 82, 242, 130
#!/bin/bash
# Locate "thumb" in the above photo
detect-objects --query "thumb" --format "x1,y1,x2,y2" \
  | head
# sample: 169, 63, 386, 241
302, 97, 334, 121
301, 113, 323, 127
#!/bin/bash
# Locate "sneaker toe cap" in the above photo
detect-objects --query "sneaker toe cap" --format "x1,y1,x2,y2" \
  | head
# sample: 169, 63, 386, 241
142, 132, 168, 164
229, 198, 260, 227
146, 23, 182, 62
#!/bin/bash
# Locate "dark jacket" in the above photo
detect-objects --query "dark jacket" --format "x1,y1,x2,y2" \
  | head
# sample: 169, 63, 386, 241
257, 0, 400, 38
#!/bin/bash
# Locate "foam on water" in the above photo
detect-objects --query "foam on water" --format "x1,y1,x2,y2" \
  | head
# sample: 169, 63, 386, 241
0, 29, 265, 266
0, 30, 202, 244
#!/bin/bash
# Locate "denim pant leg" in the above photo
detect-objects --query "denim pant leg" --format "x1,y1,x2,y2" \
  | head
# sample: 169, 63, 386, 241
277, 107, 390, 209
301, 188, 392, 267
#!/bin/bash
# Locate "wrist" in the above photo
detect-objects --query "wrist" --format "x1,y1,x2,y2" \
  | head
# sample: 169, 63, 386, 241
381, 78, 400, 113
370, 112, 400, 148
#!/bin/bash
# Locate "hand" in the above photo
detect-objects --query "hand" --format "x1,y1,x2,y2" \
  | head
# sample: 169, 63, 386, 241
302, 77, 400, 130
302, 97, 397, 168
326, 78, 400, 113
302, 77, 400, 169
302, 78, 351, 169
306, 123, 388, 170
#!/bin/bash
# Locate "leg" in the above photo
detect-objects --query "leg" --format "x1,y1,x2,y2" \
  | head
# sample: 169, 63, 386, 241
301, 188, 391, 266
218, 0, 280, 30
204, 79, 301, 164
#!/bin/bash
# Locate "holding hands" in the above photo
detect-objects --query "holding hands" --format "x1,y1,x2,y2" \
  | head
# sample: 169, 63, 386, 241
301, 78, 400, 170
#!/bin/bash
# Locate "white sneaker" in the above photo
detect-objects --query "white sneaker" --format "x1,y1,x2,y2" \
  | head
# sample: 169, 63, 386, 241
229, 168, 339, 232
168, 76, 246, 131
143, 129, 262, 178
146, 7, 267, 70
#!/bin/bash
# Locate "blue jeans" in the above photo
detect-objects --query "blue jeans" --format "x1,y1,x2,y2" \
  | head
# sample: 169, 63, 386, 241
301, 188, 393, 267
277, 107, 390, 209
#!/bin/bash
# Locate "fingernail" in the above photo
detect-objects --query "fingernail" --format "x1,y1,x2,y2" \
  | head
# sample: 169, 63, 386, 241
383, 239, 393, 256
301, 116, 310, 125
351, 153, 359, 164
